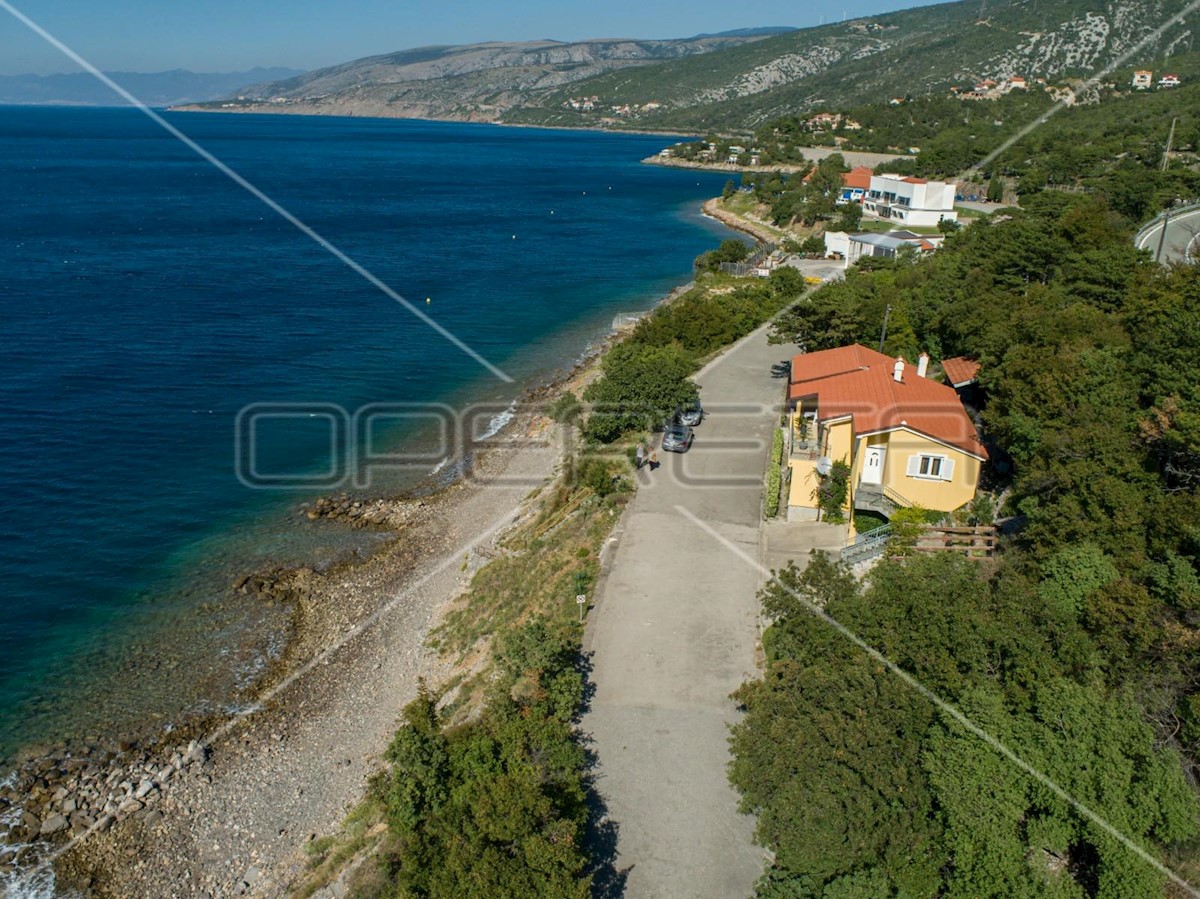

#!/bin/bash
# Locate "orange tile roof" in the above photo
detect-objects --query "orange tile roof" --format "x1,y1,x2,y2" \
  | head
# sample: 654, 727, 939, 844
842, 166, 874, 190
941, 356, 981, 387
902, 177, 928, 184
789, 344, 894, 385
789, 344, 987, 458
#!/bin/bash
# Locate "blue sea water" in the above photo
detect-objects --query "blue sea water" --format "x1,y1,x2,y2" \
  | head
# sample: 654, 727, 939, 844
0, 107, 734, 761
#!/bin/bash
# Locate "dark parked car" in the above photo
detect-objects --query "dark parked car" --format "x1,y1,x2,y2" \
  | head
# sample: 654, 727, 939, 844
661, 423, 694, 453
678, 397, 704, 427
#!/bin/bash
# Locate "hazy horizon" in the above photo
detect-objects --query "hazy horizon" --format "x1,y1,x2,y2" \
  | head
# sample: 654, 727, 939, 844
0, 0, 948, 77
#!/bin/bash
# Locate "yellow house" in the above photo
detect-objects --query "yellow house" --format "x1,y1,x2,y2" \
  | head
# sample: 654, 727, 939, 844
784, 345, 988, 523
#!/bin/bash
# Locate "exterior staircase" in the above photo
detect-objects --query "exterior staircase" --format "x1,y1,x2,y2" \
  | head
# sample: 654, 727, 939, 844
853, 483, 896, 517
840, 524, 892, 565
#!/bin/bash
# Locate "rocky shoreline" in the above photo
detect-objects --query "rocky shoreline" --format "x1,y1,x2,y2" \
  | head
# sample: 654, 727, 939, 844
701, 198, 784, 244
0, 316, 624, 897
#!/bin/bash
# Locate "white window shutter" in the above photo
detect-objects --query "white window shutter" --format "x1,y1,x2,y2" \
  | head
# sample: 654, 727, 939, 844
907, 455, 921, 477
942, 458, 955, 481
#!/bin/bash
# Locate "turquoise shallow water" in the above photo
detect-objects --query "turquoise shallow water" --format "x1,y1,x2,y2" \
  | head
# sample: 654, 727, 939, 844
0, 107, 733, 761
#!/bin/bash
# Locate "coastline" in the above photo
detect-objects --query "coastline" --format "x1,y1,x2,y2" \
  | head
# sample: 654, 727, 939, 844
168, 104, 703, 138
1, 228, 732, 897
643, 145, 911, 173
701, 198, 784, 244
52, 407, 567, 897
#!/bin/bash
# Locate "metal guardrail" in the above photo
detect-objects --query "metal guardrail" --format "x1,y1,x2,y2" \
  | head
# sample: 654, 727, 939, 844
840, 524, 892, 565
1134, 202, 1200, 263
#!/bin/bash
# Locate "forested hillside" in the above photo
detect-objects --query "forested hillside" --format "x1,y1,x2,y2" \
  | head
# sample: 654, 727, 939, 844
506, 0, 1200, 130
732, 190, 1200, 896
191, 0, 1200, 131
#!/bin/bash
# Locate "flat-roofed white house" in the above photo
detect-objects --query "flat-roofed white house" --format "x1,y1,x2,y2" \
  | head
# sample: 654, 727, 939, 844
824, 230, 943, 263
863, 174, 958, 227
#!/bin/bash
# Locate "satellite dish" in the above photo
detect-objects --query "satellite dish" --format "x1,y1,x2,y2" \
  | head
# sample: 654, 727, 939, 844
815, 456, 833, 476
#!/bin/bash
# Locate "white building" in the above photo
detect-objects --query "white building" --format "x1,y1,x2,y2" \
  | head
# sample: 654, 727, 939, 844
1132, 70, 1153, 89
1159, 73, 1181, 88
863, 174, 958, 227
824, 230, 944, 263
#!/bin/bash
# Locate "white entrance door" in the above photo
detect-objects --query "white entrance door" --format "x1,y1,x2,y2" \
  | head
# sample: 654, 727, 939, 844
862, 446, 886, 485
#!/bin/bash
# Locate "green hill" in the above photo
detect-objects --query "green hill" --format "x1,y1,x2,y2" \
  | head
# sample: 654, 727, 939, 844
501, 0, 1200, 131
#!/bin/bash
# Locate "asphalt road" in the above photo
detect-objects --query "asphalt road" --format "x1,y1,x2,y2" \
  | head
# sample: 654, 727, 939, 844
1135, 206, 1200, 264
582, 324, 794, 898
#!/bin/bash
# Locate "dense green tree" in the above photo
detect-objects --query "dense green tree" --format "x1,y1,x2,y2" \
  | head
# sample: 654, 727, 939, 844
830, 201, 862, 232
695, 237, 752, 273
583, 342, 697, 442
379, 619, 591, 899
924, 681, 1198, 899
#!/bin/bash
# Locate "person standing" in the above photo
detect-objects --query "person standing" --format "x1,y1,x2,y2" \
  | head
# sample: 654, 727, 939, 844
635, 442, 646, 470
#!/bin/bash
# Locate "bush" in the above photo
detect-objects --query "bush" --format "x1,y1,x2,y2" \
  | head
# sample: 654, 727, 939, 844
583, 343, 698, 443
380, 625, 592, 899
799, 235, 826, 256
576, 456, 619, 497
764, 428, 784, 518
853, 511, 888, 535
886, 506, 940, 554
695, 238, 752, 273
548, 392, 582, 424
815, 460, 851, 522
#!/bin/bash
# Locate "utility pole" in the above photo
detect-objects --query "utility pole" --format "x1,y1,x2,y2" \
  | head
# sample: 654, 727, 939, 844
878, 304, 892, 354
1156, 206, 1174, 263
1161, 116, 1177, 172
1155, 118, 1179, 263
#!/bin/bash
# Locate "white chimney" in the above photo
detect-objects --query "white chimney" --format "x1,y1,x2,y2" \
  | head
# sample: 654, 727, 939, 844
893, 358, 905, 382
917, 352, 930, 378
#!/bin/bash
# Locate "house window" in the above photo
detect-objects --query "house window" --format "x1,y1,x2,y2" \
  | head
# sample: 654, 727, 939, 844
907, 453, 955, 481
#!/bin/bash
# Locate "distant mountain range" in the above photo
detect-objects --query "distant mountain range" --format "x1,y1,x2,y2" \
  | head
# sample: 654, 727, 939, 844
175, 33, 784, 121
181, 0, 1200, 131
0, 67, 304, 107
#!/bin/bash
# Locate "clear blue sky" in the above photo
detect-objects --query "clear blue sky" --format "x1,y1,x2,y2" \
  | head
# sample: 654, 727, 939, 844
0, 0, 942, 75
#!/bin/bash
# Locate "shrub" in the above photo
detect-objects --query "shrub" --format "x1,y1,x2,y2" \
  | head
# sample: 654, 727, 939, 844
764, 428, 784, 518
380, 621, 591, 899
576, 456, 619, 497
695, 238, 752, 273
853, 511, 888, 535
548, 392, 582, 424
799, 235, 826, 256
815, 459, 851, 522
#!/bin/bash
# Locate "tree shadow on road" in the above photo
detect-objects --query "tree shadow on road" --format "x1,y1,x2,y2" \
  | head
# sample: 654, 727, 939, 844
579, 650, 632, 898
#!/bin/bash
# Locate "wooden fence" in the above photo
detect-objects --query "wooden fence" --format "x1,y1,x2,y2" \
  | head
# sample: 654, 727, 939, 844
911, 525, 997, 559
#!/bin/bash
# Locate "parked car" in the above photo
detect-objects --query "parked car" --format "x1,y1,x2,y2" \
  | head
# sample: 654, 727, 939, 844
678, 397, 704, 426
661, 423, 694, 453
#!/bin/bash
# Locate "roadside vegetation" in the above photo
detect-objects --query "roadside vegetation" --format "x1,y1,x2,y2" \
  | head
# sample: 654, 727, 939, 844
583, 266, 805, 444
292, 466, 623, 898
